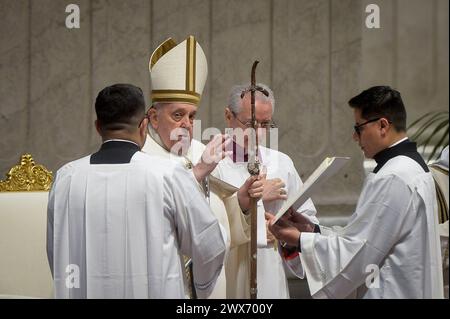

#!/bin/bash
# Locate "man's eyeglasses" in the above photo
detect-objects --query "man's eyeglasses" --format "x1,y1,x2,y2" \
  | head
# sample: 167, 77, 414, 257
353, 117, 391, 135
232, 111, 277, 129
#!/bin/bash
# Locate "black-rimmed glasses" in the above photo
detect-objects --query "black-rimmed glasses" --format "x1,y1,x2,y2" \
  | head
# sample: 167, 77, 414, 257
353, 117, 382, 135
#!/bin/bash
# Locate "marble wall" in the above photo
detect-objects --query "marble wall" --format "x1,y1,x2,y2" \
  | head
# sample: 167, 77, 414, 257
0, 0, 448, 214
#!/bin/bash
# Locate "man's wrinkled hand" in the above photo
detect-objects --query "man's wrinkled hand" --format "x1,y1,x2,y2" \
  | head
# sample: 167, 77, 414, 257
193, 134, 232, 182
262, 178, 287, 202
237, 175, 263, 213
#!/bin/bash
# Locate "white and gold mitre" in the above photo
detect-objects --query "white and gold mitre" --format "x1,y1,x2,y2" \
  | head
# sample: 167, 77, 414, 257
149, 35, 207, 106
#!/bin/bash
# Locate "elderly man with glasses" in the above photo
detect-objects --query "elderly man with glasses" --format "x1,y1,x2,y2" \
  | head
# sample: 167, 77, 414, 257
211, 83, 318, 298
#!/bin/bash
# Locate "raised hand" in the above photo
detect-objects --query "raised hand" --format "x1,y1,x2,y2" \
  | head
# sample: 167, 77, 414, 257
193, 134, 232, 182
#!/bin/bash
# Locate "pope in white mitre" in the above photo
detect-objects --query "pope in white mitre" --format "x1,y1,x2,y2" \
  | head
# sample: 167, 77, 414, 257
142, 36, 262, 298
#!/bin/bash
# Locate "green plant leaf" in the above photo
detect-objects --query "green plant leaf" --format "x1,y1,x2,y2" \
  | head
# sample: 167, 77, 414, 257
422, 120, 448, 152
409, 114, 448, 142
408, 111, 448, 162
428, 127, 449, 162
408, 111, 447, 130
408, 111, 434, 128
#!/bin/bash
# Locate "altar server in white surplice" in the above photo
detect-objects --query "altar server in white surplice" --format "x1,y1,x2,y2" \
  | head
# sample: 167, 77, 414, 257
142, 36, 261, 299
212, 83, 318, 298
47, 84, 226, 299
268, 86, 443, 299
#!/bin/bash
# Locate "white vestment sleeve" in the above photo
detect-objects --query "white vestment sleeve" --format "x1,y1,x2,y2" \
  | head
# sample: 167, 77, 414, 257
167, 165, 226, 299
222, 193, 250, 248
318, 225, 339, 236
300, 175, 412, 298
47, 167, 69, 278
257, 204, 267, 247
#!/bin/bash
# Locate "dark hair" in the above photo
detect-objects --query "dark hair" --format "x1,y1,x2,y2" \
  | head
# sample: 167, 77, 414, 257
95, 84, 145, 131
348, 86, 407, 132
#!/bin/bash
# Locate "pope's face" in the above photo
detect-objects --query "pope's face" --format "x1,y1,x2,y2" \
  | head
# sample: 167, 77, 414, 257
149, 103, 197, 155
227, 94, 273, 151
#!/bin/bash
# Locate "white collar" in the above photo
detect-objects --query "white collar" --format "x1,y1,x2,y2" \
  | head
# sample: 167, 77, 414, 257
103, 139, 139, 147
389, 137, 408, 148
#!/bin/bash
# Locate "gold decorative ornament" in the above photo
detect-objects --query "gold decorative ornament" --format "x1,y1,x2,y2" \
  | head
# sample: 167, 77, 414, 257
0, 154, 53, 192
184, 255, 195, 299
184, 157, 193, 170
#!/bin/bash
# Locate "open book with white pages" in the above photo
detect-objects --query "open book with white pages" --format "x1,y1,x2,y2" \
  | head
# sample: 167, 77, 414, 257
272, 156, 350, 223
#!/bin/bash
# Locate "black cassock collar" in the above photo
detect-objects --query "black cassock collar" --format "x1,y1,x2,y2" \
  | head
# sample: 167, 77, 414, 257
373, 139, 429, 174
90, 140, 140, 164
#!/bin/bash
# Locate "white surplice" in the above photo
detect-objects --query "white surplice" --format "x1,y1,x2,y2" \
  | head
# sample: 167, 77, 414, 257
47, 151, 226, 299
300, 155, 444, 298
142, 135, 249, 299
213, 145, 317, 298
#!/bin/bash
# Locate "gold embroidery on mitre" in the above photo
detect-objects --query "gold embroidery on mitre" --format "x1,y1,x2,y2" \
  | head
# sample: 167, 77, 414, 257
149, 38, 177, 70
151, 90, 201, 105
0, 154, 53, 192
185, 36, 196, 93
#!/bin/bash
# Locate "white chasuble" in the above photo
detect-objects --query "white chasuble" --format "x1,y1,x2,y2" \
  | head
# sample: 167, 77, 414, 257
142, 135, 249, 299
